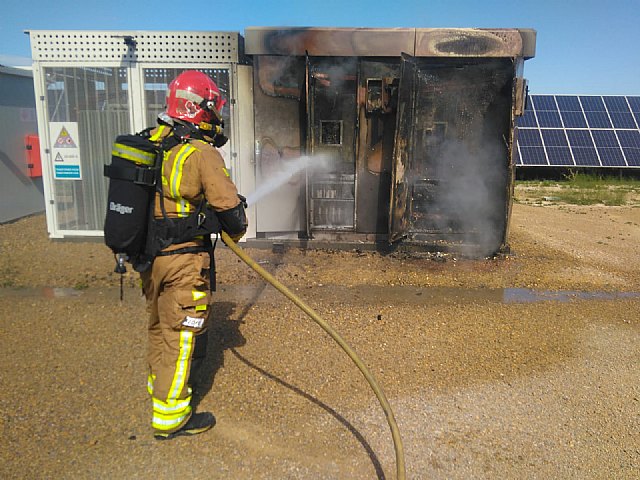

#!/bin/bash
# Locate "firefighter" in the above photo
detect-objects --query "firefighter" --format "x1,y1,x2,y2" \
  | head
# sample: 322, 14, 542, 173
141, 70, 247, 440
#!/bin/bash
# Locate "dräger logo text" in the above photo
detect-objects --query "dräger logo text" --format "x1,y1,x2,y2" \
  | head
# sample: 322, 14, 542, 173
109, 202, 134, 215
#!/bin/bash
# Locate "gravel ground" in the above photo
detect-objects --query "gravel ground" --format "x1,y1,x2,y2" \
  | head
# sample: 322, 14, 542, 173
0, 199, 639, 479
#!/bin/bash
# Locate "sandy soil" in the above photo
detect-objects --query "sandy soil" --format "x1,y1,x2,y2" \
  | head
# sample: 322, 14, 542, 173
0, 199, 639, 479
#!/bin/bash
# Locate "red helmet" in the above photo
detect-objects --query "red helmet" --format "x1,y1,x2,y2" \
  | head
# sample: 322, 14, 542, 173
165, 70, 226, 126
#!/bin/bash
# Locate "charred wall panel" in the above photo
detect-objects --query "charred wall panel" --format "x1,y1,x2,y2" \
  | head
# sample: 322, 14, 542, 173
391, 57, 514, 256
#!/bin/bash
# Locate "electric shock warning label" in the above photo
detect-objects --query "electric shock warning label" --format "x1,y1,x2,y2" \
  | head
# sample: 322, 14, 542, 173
50, 122, 82, 180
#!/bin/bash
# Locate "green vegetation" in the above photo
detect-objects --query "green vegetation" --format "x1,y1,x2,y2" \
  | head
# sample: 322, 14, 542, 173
516, 172, 640, 206
74, 281, 89, 290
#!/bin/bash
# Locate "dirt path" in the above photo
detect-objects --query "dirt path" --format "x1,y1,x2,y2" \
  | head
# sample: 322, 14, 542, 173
0, 203, 639, 479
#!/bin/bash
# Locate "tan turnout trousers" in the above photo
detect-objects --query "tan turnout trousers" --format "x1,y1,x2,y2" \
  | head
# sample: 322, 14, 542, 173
141, 250, 211, 434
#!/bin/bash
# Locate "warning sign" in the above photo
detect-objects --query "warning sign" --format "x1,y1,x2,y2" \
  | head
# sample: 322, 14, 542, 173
54, 126, 78, 148
50, 122, 82, 180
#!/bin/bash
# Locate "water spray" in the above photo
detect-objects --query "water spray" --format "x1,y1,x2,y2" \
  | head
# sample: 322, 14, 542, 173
245, 154, 331, 206
220, 230, 406, 480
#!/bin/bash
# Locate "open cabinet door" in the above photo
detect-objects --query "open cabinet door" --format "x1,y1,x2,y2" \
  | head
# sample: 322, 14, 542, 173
389, 54, 417, 243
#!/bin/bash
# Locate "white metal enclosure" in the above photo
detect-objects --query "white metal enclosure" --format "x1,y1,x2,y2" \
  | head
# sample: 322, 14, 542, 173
28, 30, 255, 239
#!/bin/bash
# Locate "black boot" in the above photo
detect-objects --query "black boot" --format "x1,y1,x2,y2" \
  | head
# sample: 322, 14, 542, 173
154, 412, 216, 440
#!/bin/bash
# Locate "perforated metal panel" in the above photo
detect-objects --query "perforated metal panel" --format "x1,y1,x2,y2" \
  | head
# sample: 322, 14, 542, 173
29, 30, 239, 63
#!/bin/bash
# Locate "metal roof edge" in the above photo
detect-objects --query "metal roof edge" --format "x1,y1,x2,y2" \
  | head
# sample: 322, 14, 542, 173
245, 26, 536, 59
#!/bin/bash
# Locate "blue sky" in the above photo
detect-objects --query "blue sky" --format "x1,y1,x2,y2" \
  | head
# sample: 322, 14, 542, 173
1, 0, 638, 95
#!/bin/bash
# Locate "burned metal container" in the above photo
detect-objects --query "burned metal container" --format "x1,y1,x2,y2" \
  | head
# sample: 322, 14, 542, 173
245, 27, 535, 256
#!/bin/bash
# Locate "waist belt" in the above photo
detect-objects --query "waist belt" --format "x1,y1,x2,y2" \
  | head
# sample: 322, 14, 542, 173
155, 237, 217, 292
155, 245, 208, 256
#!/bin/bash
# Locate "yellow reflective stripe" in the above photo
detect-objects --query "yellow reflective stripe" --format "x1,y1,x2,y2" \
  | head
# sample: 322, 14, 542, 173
167, 330, 194, 403
147, 373, 156, 396
153, 396, 191, 414
149, 125, 168, 142
177, 198, 190, 216
192, 291, 206, 301
168, 144, 196, 217
152, 407, 191, 430
222, 167, 230, 177
154, 409, 188, 422
161, 150, 169, 181
161, 151, 169, 191
112, 143, 155, 166
153, 411, 190, 430
152, 381, 192, 430
195, 305, 207, 312
154, 410, 188, 424
169, 144, 193, 196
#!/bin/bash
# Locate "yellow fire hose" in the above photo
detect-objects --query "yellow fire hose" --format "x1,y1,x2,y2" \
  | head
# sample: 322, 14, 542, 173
221, 231, 406, 480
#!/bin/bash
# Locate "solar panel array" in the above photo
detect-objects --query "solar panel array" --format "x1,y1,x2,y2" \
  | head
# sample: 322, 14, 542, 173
515, 95, 640, 167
